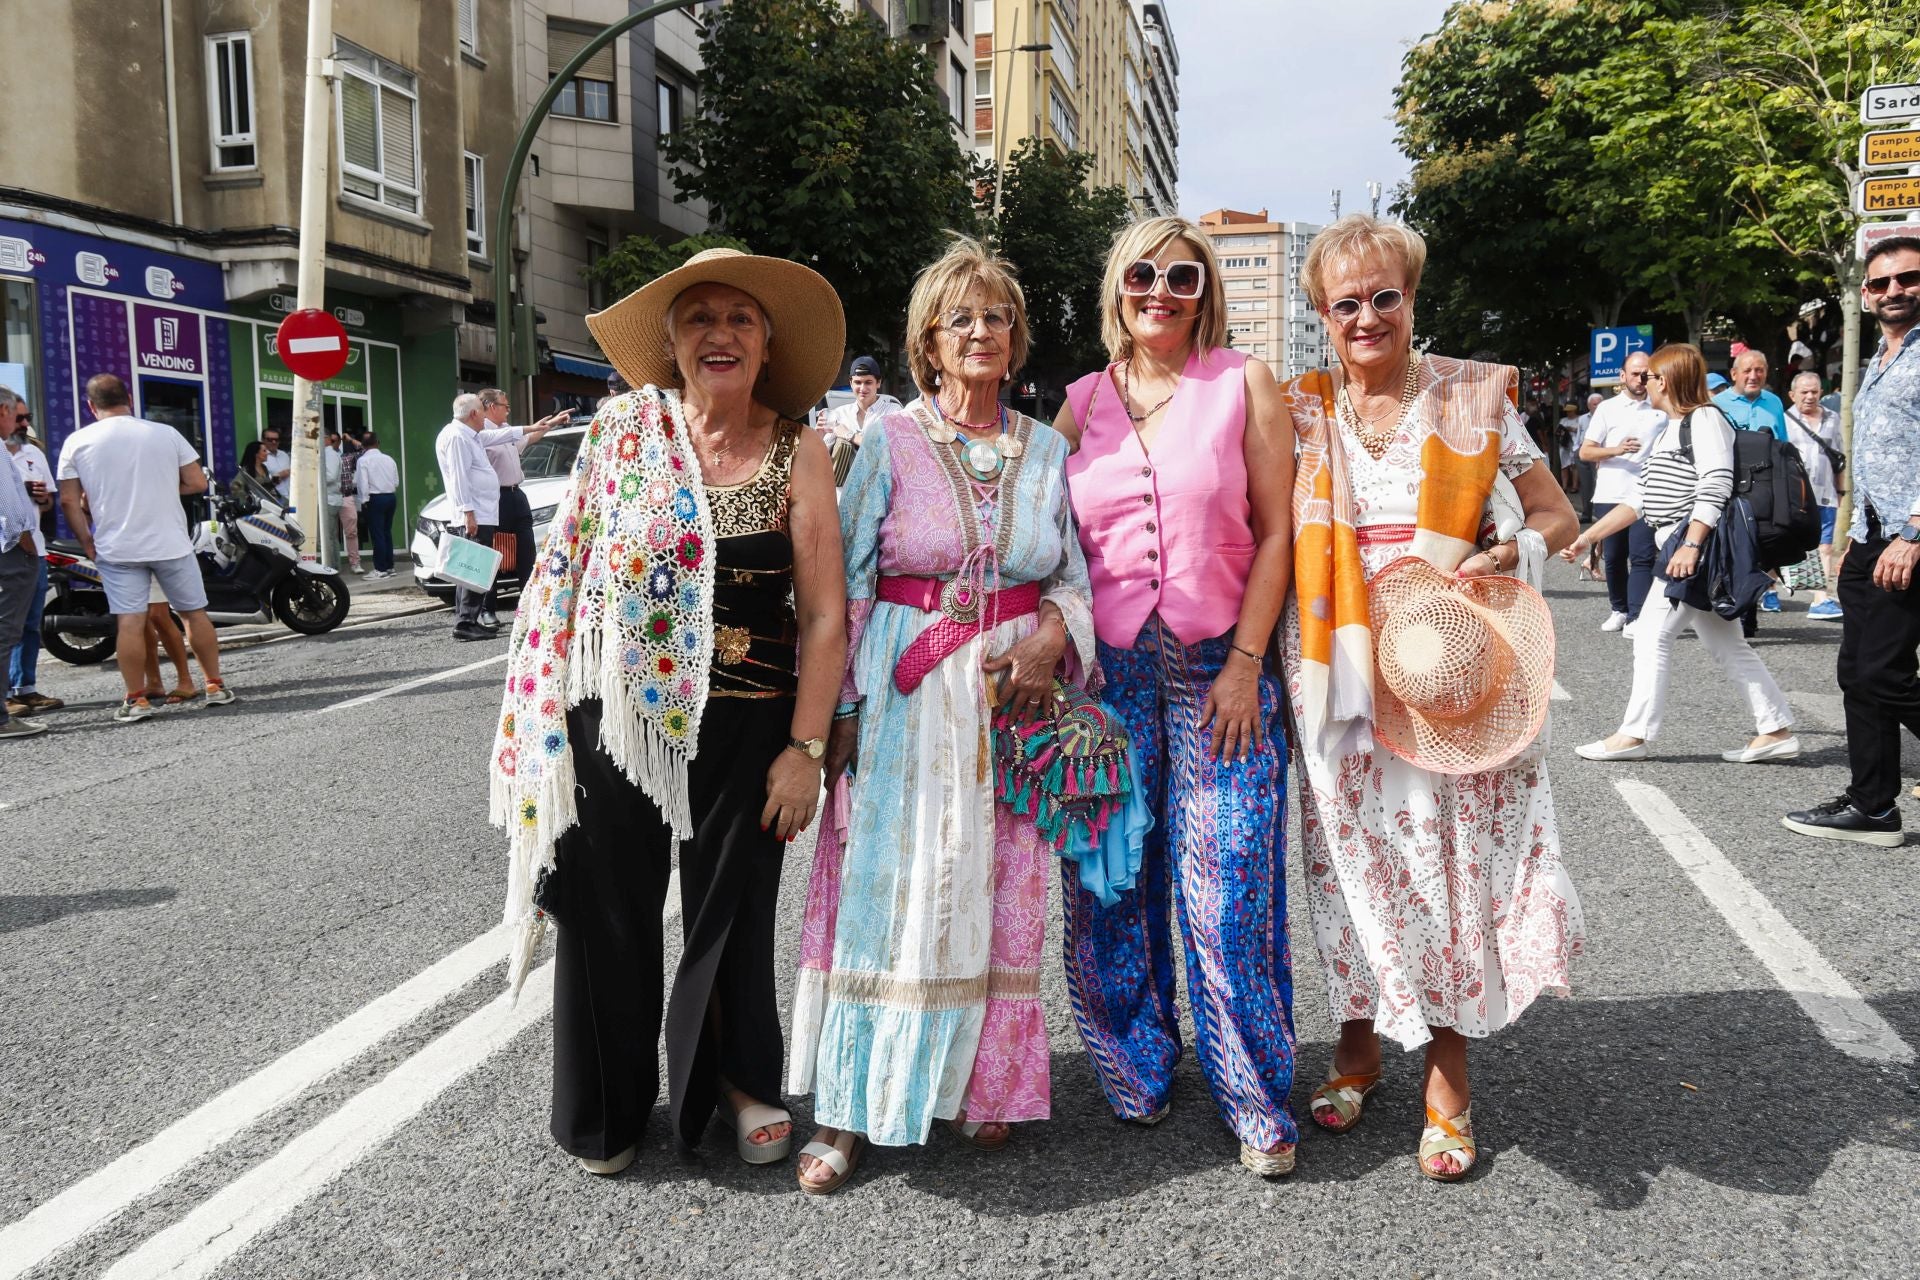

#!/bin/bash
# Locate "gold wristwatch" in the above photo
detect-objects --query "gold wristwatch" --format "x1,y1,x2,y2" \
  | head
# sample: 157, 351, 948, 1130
788, 735, 827, 761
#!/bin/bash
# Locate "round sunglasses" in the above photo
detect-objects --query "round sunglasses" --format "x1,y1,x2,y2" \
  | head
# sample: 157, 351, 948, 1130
1325, 288, 1407, 322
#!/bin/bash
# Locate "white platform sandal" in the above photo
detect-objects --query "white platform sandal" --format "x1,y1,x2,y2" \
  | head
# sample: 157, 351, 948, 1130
720, 1100, 793, 1165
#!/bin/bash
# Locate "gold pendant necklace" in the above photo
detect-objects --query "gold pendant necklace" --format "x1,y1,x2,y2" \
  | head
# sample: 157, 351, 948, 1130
1336, 352, 1421, 458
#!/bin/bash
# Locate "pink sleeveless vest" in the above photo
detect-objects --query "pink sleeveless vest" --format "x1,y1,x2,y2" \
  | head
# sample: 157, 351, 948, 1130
1065, 347, 1254, 648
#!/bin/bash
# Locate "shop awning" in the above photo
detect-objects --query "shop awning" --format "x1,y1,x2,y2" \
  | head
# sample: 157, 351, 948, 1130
552, 352, 615, 381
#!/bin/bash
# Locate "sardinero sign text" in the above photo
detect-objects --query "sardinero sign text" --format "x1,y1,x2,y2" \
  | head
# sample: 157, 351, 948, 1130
1862, 82, 1920, 125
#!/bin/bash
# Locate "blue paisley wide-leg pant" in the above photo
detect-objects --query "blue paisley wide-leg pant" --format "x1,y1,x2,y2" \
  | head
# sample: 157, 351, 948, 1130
1061, 616, 1298, 1151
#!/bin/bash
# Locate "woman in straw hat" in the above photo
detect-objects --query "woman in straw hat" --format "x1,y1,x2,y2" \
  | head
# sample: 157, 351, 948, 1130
788, 237, 1094, 1194
1278, 214, 1585, 1181
1053, 215, 1302, 1177
1563, 342, 1796, 764
489, 248, 847, 1177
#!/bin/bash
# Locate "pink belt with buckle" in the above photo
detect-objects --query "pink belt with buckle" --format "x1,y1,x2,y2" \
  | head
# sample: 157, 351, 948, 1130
877, 574, 1040, 694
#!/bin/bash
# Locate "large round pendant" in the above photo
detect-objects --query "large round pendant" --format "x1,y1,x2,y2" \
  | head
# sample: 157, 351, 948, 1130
995, 432, 1023, 459
964, 438, 1005, 480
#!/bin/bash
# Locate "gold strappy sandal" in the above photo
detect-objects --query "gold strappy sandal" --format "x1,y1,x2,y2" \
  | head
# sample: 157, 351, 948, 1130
1309, 1070, 1381, 1133
1417, 1106, 1477, 1182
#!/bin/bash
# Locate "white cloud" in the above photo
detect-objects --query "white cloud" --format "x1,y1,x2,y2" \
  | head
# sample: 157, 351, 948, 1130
1171, 0, 1452, 223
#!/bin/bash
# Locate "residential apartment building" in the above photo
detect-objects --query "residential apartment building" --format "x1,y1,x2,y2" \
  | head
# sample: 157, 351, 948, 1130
509, 1, 715, 415
0, 0, 521, 534
1196, 209, 1327, 378
973, 0, 1175, 213
846, 2, 978, 143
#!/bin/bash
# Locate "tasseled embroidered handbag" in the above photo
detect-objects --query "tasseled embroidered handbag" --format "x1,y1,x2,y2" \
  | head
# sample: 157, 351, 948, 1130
991, 678, 1135, 853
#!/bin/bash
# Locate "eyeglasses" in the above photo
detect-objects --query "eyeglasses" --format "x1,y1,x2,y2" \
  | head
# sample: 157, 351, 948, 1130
1120, 259, 1206, 299
938, 305, 1015, 335
1621, 370, 1649, 380
1325, 289, 1406, 322
1864, 268, 1920, 294
1645, 372, 1665, 383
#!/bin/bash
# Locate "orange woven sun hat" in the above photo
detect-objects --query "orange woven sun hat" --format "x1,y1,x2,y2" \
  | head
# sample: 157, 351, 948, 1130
1368, 556, 1555, 775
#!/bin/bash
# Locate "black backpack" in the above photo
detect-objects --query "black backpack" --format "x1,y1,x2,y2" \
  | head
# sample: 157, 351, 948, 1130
1678, 410, 1821, 570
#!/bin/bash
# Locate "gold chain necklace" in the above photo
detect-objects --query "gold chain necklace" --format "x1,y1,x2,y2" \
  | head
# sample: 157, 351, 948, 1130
1336, 352, 1421, 458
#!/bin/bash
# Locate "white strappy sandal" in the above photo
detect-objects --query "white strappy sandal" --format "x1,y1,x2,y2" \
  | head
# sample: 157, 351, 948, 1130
796, 1133, 867, 1196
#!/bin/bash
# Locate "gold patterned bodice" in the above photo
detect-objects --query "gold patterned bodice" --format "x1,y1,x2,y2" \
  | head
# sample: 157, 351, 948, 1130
706, 421, 800, 698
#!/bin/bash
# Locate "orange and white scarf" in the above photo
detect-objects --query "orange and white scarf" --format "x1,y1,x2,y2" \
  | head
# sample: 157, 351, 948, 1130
1285, 354, 1519, 760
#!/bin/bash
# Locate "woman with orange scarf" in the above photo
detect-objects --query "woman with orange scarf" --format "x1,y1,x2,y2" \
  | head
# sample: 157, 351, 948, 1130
1278, 216, 1585, 1181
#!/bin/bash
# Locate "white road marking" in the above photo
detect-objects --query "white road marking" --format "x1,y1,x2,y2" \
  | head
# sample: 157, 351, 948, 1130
0, 924, 512, 1280
1615, 778, 1915, 1064
101, 963, 556, 1280
1551, 679, 1570, 702
315, 652, 508, 714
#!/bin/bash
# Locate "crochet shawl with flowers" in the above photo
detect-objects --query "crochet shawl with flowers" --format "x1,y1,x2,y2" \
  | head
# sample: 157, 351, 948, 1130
489, 387, 714, 994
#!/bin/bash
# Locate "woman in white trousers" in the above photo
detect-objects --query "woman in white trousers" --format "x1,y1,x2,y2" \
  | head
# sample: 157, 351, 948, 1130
1563, 343, 1796, 764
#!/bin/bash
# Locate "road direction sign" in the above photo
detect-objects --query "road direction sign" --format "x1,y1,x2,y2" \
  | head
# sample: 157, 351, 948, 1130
1856, 174, 1920, 217
1589, 324, 1653, 383
1862, 82, 1920, 125
274, 309, 350, 383
1860, 127, 1920, 171
1857, 217, 1920, 261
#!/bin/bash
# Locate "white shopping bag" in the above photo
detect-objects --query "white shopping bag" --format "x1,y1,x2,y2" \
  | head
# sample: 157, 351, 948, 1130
434, 530, 503, 592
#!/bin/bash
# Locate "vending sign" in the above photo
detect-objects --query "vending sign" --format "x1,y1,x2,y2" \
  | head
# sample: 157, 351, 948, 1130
132, 304, 203, 377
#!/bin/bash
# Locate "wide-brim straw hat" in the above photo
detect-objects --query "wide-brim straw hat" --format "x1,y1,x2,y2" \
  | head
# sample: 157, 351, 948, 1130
585, 248, 845, 421
1368, 555, 1554, 775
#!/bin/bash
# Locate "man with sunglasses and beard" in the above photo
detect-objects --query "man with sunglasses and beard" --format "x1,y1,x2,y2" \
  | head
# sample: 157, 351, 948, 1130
1785, 237, 1920, 847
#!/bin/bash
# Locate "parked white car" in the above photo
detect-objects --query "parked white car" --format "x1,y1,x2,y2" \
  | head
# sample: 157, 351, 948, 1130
410, 426, 584, 599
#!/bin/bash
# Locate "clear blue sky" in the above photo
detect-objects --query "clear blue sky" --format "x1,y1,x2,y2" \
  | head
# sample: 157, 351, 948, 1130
1174, 0, 1453, 224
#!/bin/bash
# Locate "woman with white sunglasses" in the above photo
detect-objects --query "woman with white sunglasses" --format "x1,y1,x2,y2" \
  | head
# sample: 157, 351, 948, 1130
1054, 216, 1302, 1177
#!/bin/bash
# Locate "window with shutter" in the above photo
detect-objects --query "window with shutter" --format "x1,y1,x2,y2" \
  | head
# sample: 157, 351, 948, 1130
548, 20, 616, 122
333, 39, 423, 216
206, 33, 257, 170
458, 0, 479, 55
463, 153, 485, 255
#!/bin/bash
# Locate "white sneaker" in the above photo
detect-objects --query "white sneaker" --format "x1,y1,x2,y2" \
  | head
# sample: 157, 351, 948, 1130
1600, 611, 1628, 633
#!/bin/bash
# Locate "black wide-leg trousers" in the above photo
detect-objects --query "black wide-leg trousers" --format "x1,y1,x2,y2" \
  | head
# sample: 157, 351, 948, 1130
546, 696, 792, 1159
1837, 536, 1920, 815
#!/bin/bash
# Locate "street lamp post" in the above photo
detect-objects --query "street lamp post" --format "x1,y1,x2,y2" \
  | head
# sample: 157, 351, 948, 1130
989, 22, 1053, 221
489, 0, 704, 416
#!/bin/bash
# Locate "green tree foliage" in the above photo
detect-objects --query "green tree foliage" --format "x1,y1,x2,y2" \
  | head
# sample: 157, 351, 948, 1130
1396, 1, 1915, 365
984, 139, 1133, 390
665, 0, 978, 357
583, 232, 751, 301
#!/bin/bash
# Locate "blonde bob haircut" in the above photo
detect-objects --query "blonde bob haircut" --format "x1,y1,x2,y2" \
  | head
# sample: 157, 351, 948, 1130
1099, 216, 1227, 363
1302, 214, 1429, 311
906, 235, 1031, 396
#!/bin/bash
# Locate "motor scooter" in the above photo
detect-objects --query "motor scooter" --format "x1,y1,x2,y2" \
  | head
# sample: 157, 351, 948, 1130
40, 475, 351, 664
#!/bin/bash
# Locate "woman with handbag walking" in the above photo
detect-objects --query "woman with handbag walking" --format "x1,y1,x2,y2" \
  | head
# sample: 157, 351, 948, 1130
1781, 371, 1847, 619
1053, 216, 1302, 1178
787, 238, 1097, 1194
1568, 343, 1797, 764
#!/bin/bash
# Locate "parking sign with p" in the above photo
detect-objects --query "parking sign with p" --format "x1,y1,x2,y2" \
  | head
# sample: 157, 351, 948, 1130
1590, 325, 1654, 385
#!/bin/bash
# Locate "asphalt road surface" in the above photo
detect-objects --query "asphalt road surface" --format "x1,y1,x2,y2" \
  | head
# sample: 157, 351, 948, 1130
3, 571, 1916, 1280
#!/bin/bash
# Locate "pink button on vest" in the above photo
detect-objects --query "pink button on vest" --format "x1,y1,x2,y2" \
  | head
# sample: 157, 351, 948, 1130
1065, 347, 1254, 649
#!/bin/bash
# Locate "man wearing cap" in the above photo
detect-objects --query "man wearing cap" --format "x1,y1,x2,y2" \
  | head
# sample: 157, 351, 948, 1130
477, 389, 569, 628
816, 356, 899, 446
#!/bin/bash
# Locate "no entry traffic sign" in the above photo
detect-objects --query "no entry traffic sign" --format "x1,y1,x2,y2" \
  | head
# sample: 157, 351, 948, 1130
273, 308, 350, 383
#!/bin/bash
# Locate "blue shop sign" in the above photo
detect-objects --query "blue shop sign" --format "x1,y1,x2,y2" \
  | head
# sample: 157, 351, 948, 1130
0, 215, 224, 308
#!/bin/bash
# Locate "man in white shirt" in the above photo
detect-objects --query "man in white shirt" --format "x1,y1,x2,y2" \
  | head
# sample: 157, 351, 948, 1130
353, 431, 401, 578
321, 429, 346, 570
1579, 351, 1668, 631
477, 389, 566, 627
815, 355, 899, 487
0, 389, 53, 735
5, 393, 63, 717
435, 392, 543, 641
56, 373, 233, 721
261, 427, 293, 501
